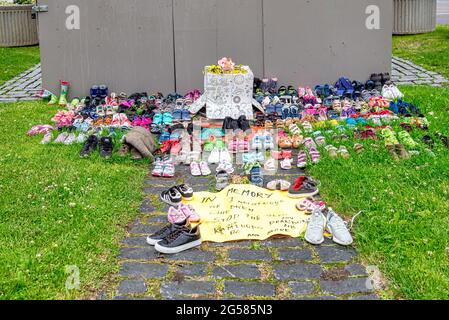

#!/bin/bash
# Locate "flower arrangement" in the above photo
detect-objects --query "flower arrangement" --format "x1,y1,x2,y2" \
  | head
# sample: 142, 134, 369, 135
206, 57, 247, 75
51, 110, 76, 128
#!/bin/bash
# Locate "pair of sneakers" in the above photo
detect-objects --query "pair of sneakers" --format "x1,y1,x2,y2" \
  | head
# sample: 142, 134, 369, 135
147, 220, 202, 254
208, 148, 232, 164
305, 208, 353, 246
152, 157, 175, 178
160, 184, 194, 206
168, 204, 200, 224
190, 161, 211, 176
80, 135, 113, 158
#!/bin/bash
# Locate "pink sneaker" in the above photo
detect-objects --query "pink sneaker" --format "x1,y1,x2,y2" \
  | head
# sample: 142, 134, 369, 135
178, 204, 201, 222
190, 162, 202, 176
309, 148, 321, 164
168, 206, 187, 224
162, 160, 175, 178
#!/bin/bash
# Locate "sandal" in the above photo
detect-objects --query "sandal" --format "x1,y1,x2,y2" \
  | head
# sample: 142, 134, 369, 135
280, 158, 293, 170
338, 146, 350, 159
325, 145, 338, 158
297, 151, 307, 168
309, 148, 321, 164
289, 124, 301, 135
278, 136, 293, 149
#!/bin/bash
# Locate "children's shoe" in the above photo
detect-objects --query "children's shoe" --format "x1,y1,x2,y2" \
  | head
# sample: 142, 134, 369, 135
168, 207, 187, 224
190, 162, 202, 176
199, 161, 211, 176
325, 145, 338, 158
338, 146, 350, 159
267, 180, 291, 191
208, 148, 221, 164
288, 177, 319, 198
280, 158, 293, 170
309, 148, 321, 164
216, 170, 230, 191
80, 135, 98, 157
41, 133, 53, 145
326, 208, 353, 246
174, 184, 194, 200
216, 161, 234, 174
162, 160, 175, 178
304, 138, 317, 150
99, 137, 113, 158
178, 204, 201, 222
297, 151, 307, 168
219, 149, 232, 163
154, 225, 202, 254
354, 143, 364, 154
296, 198, 326, 213
250, 166, 264, 188
64, 133, 76, 145
160, 187, 182, 206
54, 132, 69, 144
146, 220, 187, 246
264, 157, 277, 174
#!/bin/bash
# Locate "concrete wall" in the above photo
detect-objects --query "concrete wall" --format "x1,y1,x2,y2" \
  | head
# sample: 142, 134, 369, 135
37, 0, 393, 97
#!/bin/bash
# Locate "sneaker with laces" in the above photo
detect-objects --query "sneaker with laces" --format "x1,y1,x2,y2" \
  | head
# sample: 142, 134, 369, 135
174, 184, 194, 200
80, 135, 98, 157
146, 220, 187, 246
54, 132, 69, 144
326, 208, 353, 246
160, 187, 182, 206
305, 209, 326, 245
162, 160, 175, 178
99, 137, 113, 158
154, 225, 202, 254
64, 133, 76, 145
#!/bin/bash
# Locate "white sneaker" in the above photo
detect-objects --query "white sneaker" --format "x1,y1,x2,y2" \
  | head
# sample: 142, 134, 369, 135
208, 148, 221, 164
305, 209, 326, 245
64, 133, 76, 145
216, 161, 234, 174
199, 161, 211, 176
77, 133, 88, 144
220, 148, 232, 163
326, 208, 354, 246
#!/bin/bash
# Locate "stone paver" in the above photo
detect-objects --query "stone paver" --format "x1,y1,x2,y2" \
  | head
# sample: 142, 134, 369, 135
224, 281, 276, 298
391, 56, 448, 86
0, 64, 41, 103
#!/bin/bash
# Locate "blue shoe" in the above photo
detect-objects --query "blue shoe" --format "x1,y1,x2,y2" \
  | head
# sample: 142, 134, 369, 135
182, 109, 191, 121
266, 104, 276, 114
250, 166, 264, 188
282, 106, 291, 120
173, 109, 183, 121
90, 85, 100, 98
275, 103, 284, 116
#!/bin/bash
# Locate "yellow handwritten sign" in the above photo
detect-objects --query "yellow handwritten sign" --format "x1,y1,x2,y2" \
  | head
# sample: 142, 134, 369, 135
187, 184, 309, 243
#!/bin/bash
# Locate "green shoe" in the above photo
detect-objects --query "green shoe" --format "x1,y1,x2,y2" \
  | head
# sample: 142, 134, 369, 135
398, 131, 417, 149
58, 81, 70, 106
48, 94, 58, 105
381, 128, 399, 146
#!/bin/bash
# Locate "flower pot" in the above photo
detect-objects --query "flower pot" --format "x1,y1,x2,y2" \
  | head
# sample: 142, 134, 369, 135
393, 0, 437, 35
0, 4, 39, 47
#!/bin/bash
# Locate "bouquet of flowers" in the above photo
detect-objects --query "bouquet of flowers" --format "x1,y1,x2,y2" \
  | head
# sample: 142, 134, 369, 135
206, 57, 247, 75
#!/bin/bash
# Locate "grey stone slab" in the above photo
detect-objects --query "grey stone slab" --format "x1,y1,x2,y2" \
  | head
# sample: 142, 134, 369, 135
349, 294, 379, 300
273, 264, 323, 280
224, 281, 275, 298
147, 214, 168, 224
260, 238, 303, 248
345, 264, 368, 277
277, 249, 313, 262
299, 296, 338, 300
121, 236, 148, 247
120, 262, 169, 278
212, 264, 261, 279
140, 199, 156, 213
118, 279, 147, 295
129, 224, 161, 235
207, 240, 252, 248
288, 281, 316, 296
320, 278, 373, 295
228, 249, 272, 262
165, 249, 215, 263
176, 264, 208, 277
414, 80, 433, 85
119, 247, 160, 261
17, 97, 40, 101
114, 296, 155, 300
160, 281, 215, 299
316, 247, 357, 263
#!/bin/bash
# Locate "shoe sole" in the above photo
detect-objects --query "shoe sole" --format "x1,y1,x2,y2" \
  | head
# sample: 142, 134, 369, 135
304, 234, 325, 246
288, 189, 319, 199
146, 237, 162, 246
154, 239, 202, 254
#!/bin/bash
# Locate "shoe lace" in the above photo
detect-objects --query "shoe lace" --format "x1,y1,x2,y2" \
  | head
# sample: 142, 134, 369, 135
165, 229, 184, 243
154, 224, 172, 236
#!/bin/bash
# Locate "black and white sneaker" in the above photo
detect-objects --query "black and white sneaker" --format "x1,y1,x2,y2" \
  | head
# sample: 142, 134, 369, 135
174, 184, 194, 200
154, 226, 202, 254
146, 220, 187, 246
160, 188, 183, 206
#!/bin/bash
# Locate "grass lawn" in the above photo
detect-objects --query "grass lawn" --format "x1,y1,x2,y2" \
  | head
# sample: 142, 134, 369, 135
0, 101, 149, 299
310, 85, 449, 299
393, 25, 449, 79
0, 46, 40, 87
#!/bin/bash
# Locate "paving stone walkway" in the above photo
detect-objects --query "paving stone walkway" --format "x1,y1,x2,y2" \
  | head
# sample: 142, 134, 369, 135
0, 64, 42, 103
0, 58, 447, 104
391, 57, 448, 86
112, 163, 379, 300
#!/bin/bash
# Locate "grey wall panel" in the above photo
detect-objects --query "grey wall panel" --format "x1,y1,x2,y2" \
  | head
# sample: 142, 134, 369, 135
38, 0, 175, 97
263, 0, 393, 87
173, 0, 263, 94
